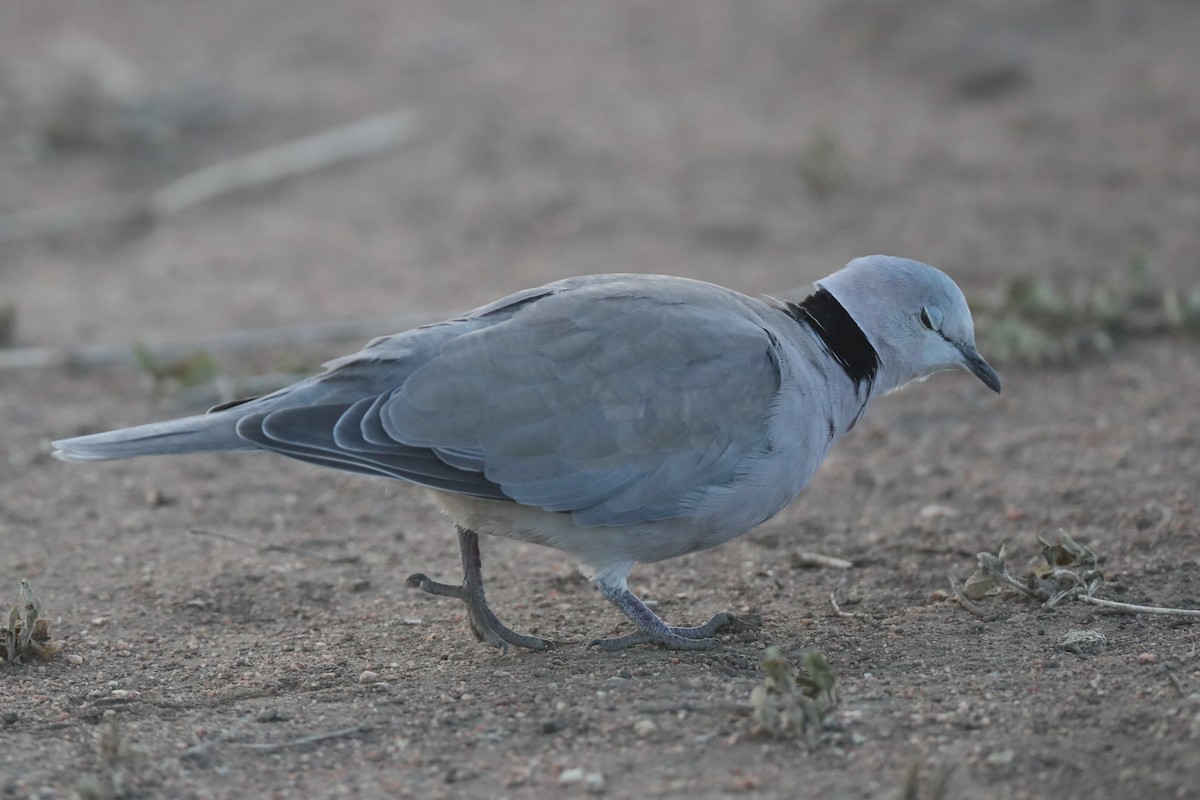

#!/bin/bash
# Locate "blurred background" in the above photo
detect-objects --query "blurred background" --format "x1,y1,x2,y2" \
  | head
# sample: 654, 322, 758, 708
2, 5, 1199, 796
0, 0, 1197, 363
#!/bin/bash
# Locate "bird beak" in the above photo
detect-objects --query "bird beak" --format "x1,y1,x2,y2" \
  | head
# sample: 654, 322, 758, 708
957, 344, 1002, 394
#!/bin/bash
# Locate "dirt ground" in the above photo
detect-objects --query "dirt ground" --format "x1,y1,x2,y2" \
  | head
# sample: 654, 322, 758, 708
2, 1, 1199, 798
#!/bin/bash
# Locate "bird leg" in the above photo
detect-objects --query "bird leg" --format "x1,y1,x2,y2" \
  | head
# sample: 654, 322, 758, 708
589, 578, 737, 651
406, 525, 555, 652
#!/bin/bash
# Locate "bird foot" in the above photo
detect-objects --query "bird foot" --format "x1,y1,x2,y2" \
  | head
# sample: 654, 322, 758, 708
406, 563, 554, 653
588, 611, 737, 651
591, 578, 743, 651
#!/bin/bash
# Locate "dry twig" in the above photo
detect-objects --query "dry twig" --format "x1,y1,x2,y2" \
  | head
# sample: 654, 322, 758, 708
189, 528, 359, 563
948, 576, 1002, 621
792, 550, 853, 570
231, 724, 372, 752
0, 310, 447, 372
829, 579, 866, 619
178, 712, 256, 762
1075, 595, 1200, 618
0, 110, 419, 245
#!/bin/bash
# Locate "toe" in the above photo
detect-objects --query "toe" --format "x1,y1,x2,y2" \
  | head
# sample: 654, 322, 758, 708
588, 631, 721, 652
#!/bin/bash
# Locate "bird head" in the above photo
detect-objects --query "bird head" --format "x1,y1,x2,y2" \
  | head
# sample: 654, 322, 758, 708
817, 255, 1001, 395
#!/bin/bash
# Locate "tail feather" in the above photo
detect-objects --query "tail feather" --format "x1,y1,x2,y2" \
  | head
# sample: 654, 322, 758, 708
52, 412, 254, 462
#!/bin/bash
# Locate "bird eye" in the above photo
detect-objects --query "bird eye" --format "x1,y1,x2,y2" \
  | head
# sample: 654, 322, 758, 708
919, 306, 942, 331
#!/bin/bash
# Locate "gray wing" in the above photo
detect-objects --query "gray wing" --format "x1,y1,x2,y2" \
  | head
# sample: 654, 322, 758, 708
239, 277, 784, 527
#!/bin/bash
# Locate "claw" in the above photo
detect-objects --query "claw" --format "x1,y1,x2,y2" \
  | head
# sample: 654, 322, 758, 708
408, 527, 555, 652
592, 579, 740, 651
405, 573, 463, 598
588, 630, 722, 651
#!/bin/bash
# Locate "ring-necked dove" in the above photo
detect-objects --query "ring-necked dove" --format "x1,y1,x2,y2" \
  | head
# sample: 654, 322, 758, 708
53, 255, 1000, 651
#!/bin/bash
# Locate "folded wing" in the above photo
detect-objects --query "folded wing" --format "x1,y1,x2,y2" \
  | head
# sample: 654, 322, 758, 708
241, 277, 784, 527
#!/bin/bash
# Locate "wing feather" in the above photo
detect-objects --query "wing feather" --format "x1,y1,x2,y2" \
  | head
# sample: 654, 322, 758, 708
231, 276, 785, 527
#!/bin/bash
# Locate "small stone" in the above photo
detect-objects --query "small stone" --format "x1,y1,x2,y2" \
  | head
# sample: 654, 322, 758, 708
540, 718, 567, 734
633, 719, 657, 738
986, 749, 1015, 766
65, 654, 84, 665
1058, 629, 1106, 655
1137, 652, 1159, 665
559, 768, 604, 793
358, 670, 381, 684
918, 503, 958, 519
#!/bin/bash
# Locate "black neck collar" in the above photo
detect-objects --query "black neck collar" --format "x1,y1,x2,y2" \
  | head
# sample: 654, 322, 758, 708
785, 288, 880, 387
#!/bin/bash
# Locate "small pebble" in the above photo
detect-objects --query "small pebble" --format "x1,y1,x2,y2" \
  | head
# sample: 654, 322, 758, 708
633, 719, 657, 738
65, 654, 84, 665
1137, 652, 1159, 665
918, 503, 958, 519
539, 718, 567, 734
1057, 629, 1106, 655
358, 670, 381, 684
559, 768, 605, 793
986, 750, 1015, 766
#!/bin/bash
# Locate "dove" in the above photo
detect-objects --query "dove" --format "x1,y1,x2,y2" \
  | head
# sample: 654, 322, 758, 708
53, 255, 1000, 651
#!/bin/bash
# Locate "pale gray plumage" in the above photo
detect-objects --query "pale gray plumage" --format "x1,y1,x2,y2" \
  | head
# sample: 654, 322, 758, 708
53, 255, 1000, 651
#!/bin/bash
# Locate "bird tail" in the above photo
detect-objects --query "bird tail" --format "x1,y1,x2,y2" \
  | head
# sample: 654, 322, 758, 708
52, 411, 254, 462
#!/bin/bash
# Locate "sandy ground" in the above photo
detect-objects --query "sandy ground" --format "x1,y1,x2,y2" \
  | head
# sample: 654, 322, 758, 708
1, 1, 1199, 798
